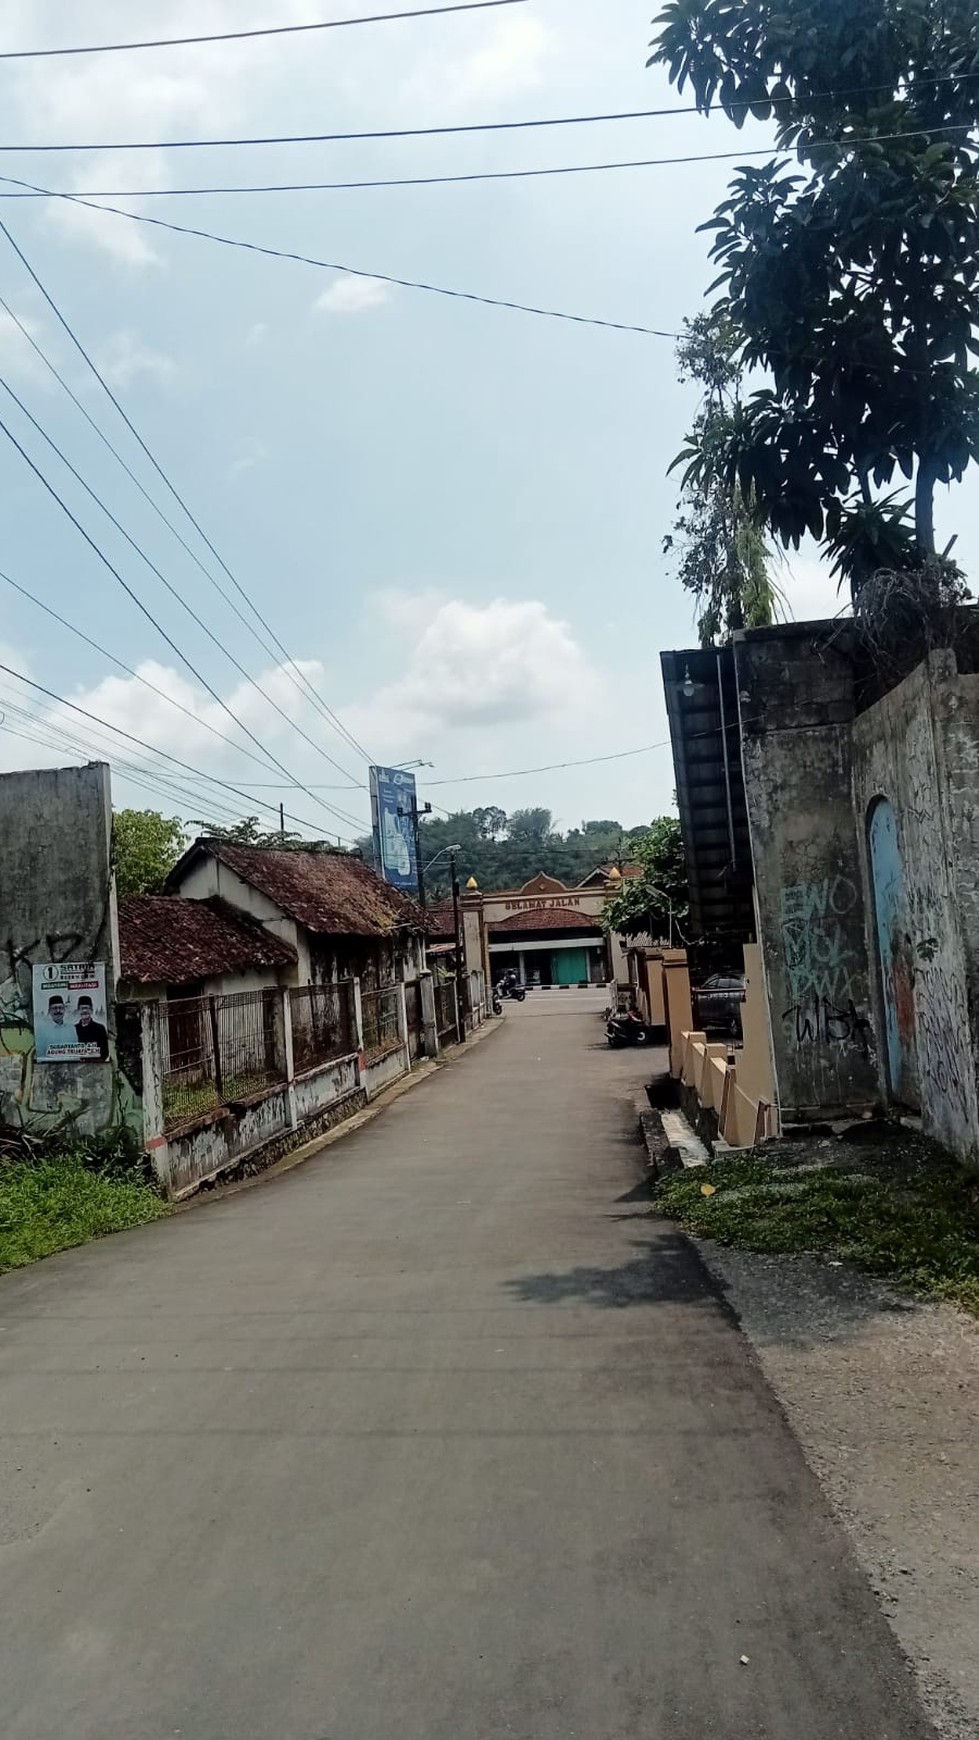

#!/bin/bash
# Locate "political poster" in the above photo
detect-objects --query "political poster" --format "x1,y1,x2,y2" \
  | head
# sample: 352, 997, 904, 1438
369, 766, 419, 895
32, 962, 110, 1064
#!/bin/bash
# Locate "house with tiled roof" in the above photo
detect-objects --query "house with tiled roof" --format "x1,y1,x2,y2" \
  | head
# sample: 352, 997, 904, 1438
165, 839, 427, 990
476, 871, 624, 988
118, 895, 299, 1002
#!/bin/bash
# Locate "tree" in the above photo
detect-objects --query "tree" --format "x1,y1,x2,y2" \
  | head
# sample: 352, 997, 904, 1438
189, 817, 337, 853
471, 805, 508, 841
112, 810, 186, 896
601, 818, 690, 943
650, 0, 979, 594
506, 807, 554, 845
667, 311, 779, 643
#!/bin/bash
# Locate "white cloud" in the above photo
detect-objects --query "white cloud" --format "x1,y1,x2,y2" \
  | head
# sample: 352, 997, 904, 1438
405, 14, 550, 107
314, 277, 391, 315
245, 322, 269, 347
97, 330, 176, 388
354, 595, 599, 742
0, 305, 53, 386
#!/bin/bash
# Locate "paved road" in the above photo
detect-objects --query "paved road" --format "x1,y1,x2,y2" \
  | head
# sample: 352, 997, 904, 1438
1, 992, 932, 1739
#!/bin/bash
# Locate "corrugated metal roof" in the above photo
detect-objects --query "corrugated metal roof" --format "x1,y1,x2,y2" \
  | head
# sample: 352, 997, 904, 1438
170, 840, 425, 938
119, 895, 298, 985
660, 646, 755, 943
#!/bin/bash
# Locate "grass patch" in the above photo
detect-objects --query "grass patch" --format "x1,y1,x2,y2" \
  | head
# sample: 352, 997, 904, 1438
0, 1144, 168, 1276
652, 1145, 979, 1316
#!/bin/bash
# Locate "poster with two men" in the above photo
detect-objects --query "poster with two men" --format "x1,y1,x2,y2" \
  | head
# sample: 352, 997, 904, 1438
32, 962, 110, 1063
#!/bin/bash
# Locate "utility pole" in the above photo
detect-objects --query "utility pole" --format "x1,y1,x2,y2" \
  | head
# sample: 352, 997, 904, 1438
398, 795, 433, 914
450, 848, 465, 1041
279, 802, 286, 843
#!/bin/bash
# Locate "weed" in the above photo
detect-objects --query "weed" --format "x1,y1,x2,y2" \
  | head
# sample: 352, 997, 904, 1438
652, 1147, 979, 1316
0, 1150, 168, 1275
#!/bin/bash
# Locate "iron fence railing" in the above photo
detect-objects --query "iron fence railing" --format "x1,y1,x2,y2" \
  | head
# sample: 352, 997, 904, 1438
434, 980, 459, 1046
290, 981, 356, 1075
157, 988, 287, 1131
361, 985, 402, 1062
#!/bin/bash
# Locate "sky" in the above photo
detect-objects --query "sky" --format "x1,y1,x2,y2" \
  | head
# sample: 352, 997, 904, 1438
0, 0, 976, 845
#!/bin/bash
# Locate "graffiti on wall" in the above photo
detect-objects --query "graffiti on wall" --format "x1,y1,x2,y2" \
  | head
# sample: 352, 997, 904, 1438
915, 960, 971, 1122
779, 873, 872, 1052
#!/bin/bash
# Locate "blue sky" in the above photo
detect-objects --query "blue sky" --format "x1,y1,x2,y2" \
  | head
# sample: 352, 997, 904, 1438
0, 0, 976, 842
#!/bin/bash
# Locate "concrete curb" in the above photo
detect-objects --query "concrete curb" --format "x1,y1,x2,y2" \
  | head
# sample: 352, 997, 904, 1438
177, 1016, 506, 1213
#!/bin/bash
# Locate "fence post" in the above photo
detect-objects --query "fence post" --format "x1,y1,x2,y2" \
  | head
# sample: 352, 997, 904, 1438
454, 977, 464, 1046
397, 980, 411, 1074
282, 987, 299, 1132
207, 997, 223, 1102
419, 970, 439, 1059
140, 1001, 170, 1195
353, 978, 366, 1090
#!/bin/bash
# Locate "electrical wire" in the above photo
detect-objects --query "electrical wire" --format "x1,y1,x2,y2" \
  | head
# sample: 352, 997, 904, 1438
0, 366, 370, 801
2, 124, 976, 200
0, 662, 363, 840
2, 69, 977, 152
0, 409, 369, 833
0, 290, 369, 771
0, 183, 680, 338
0, 565, 334, 783
0, 1, 525, 61
0, 221, 375, 770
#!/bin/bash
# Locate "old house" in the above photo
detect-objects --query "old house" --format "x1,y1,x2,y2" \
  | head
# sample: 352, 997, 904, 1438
166, 838, 427, 988
117, 895, 299, 1003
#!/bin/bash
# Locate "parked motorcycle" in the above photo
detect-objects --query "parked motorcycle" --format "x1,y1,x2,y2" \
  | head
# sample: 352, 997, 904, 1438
492, 989, 504, 1017
606, 1010, 651, 1049
496, 972, 527, 1004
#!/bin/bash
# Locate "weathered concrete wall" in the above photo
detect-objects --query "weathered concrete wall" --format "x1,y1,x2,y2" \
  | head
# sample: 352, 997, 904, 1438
735, 628, 879, 1121
0, 762, 141, 1139
854, 653, 979, 1159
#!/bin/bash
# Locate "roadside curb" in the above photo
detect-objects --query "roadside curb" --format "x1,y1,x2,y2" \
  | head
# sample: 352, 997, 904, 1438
176, 1016, 505, 1213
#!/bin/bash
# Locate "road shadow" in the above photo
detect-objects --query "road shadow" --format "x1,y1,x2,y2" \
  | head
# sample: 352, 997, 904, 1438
503, 1231, 718, 1310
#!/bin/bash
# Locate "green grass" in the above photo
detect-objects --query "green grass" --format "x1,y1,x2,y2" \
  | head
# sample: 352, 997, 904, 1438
652, 1144, 979, 1316
0, 1150, 169, 1276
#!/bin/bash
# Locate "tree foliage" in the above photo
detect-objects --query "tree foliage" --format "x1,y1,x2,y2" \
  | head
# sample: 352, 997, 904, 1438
667, 311, 779, 644
189, 817, 341, 853
358, 809, 652, 898
112, 810, 187, 896
651, 0, 979, 593
601, 818, 690, 942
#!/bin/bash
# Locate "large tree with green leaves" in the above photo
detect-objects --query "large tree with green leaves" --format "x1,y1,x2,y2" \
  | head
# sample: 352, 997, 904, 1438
667, 310, 779, 642
601, 818, 689, 943
112, 810, 186, 896
650, 0, 979, 593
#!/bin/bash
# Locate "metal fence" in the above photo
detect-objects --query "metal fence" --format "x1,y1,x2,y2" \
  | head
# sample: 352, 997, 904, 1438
158, 988, 287, 1131
434, 980, 459, 1047
290, 981, 356, 1075
360, 985, 402, 1062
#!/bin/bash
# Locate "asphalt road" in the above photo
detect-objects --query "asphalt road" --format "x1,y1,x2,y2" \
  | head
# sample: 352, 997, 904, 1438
0, 991, 933, 1739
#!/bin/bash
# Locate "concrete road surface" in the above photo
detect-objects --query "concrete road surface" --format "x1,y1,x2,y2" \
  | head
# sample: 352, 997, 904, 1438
0, 991, 933, 1739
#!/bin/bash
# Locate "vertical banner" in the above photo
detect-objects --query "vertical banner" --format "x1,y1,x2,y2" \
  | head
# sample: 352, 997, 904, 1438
369, 766, 419, 894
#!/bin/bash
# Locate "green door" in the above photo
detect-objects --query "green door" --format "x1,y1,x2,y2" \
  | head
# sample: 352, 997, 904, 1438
553, 949, 588, 985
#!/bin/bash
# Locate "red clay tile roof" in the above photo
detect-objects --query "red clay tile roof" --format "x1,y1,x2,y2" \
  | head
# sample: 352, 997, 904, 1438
488, 906, 602, 935
174, 841, 425, 938
118, 895, 298, 985
426, 899, 457, 939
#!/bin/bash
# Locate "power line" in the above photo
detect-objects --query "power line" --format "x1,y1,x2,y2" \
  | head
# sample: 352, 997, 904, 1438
0, 407, 369, 833
0, 565, 327, 783
0, 1, 525, 61
0, 295, 368, 773
0, 220, 375, 770
2, 124, 977, 201
0, 662, 362, 841
0, 364, 370, 801
2, 69, 977, 153
0, 183, 679, 339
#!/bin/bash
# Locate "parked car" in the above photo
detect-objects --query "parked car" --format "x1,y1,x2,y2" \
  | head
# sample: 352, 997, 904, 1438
692, 973, 745, 1039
